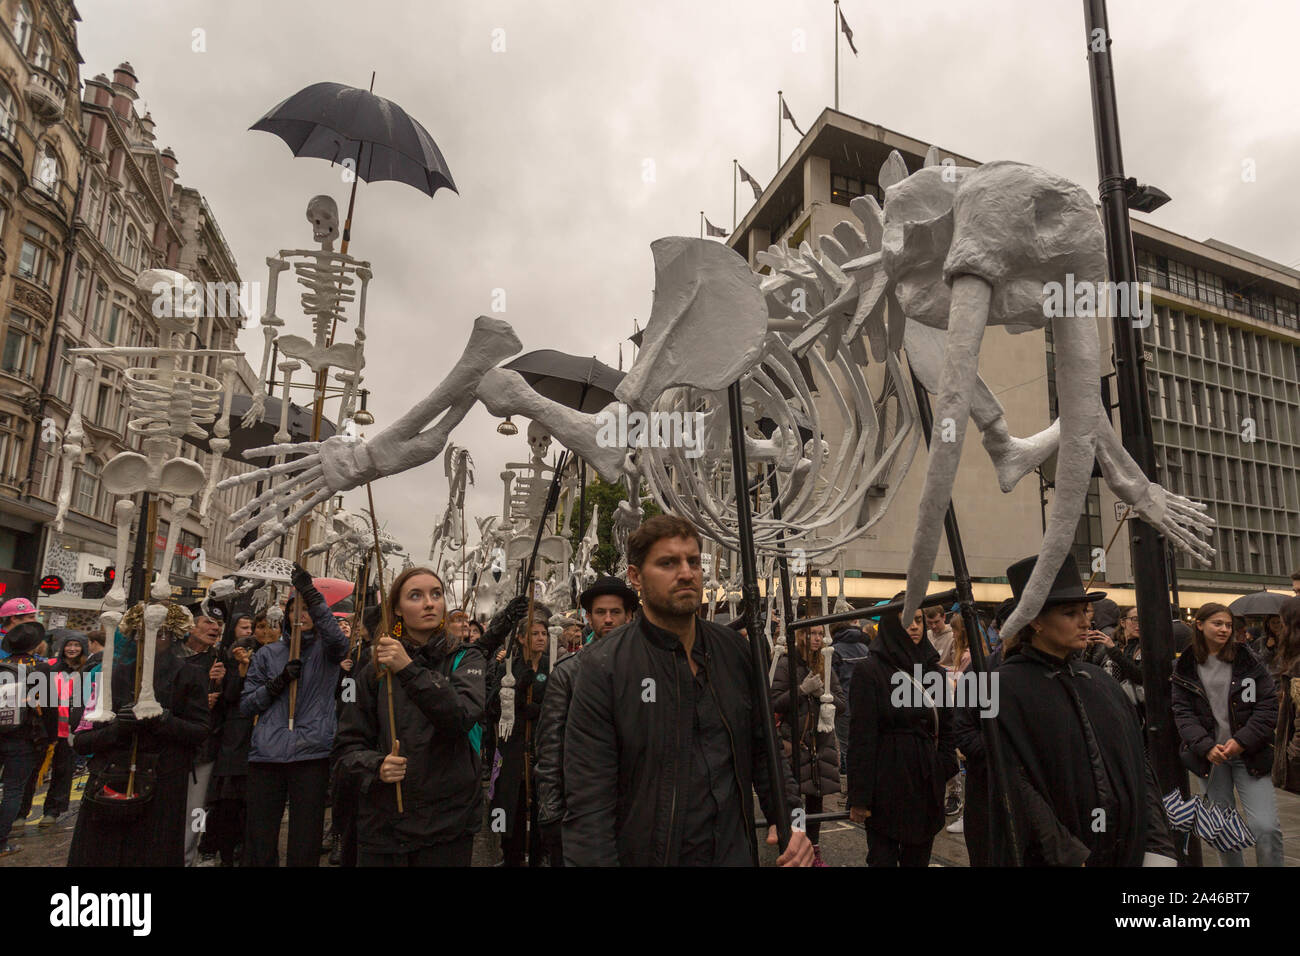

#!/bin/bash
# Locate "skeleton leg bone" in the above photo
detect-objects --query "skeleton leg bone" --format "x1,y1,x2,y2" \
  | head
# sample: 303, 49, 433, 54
133, 602, 167, 719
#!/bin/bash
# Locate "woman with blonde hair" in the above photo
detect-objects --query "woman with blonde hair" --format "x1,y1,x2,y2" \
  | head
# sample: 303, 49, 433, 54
770, 623, 846, 866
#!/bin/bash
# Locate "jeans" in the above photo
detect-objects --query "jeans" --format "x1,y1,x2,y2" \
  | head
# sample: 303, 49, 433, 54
1201, 757, 1284, 867
243, 759, 330, 867
0, 734, 36, 843
184, 761, 215, 865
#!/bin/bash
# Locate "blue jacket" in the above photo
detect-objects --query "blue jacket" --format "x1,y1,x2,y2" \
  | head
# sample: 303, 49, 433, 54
241, 592, 348, 763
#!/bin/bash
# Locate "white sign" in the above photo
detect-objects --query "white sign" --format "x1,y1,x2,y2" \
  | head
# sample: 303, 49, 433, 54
1114, 501, 1128, 523
74, 552, 112, 584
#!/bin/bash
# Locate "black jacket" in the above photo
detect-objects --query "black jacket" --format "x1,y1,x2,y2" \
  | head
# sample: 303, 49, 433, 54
991, 645, 1172, 866
534, 649, 580, 828
178, 644, 223, 765
562, 614, 801, 867
486, 648, 551, 837
846, 619, 957, 844
212, 666, 253, 779
67, 644, 209, 866
770, 655, 846, 798
334, 634, 486, 853
1171, 644, 1277, 778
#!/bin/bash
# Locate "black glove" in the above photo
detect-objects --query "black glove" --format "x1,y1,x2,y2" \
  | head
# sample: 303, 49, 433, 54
486, 596, 531, 640
267, 659, 303, 697
290, 563, 323, 606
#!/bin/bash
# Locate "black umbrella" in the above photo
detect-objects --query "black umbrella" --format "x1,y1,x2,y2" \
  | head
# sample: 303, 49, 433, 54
502, 351, 624, 413
251, 77, 457, 251
180, 394, 337, 464
1228, 589, 1290, 617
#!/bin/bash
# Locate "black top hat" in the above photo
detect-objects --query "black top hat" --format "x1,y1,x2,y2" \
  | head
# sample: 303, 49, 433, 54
579, 576, 639, 614
1005, 555, 1106, 613
188, 601, 224, 623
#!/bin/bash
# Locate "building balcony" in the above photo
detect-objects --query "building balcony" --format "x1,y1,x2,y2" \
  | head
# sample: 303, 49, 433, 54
25, 66, 67, 125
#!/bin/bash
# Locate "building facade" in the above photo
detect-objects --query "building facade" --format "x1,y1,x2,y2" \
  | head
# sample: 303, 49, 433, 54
0, 0, 83, 603
728, 107, 1299, 605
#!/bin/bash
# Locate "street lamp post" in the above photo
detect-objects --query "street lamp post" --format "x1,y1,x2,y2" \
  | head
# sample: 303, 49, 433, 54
1081, 0, 1193, 853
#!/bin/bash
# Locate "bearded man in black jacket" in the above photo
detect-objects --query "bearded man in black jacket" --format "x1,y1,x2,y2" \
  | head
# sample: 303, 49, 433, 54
562, 514, 811, 867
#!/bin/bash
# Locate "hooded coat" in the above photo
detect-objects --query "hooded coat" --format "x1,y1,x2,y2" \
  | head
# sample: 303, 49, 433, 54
990, 644, 1173, 866
770, 653, 846, 798
846, 615, 957, 846
67, 641, 209, 866
334, 631, 486, 853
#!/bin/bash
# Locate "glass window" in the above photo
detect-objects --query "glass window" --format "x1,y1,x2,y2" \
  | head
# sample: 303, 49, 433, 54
105, 203, 121, 252
106, 303, 124, 344
53, 337, 71, 401
70, 257, 87, 313
32, 31, 50, 71
830, 174, 864, 206
0, 84, 15, 142
1168, 259, 1197, 299
89, 281, 107, 336
1189, 383, 1201, 426
1173, 379, 1186, 421
1157, 376, 1169, 419
1, 310, 41, 378
13, 2, 32, 53
122, 226, 137, 270
75, 459, 99, 515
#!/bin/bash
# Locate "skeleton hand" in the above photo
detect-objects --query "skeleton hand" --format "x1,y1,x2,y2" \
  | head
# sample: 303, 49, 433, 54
240, 392, 267, 431
217, 440, 333, 561
1130, 483, 1216, 567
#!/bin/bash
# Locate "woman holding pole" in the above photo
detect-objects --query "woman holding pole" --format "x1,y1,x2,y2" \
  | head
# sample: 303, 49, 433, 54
334, 567, 487, 866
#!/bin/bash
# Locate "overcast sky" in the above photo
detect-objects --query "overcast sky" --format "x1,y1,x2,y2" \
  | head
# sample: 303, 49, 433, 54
76, 0, 1300, 567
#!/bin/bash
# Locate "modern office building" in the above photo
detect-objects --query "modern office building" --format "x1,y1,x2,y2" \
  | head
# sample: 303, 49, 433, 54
728, 107, 1300, 606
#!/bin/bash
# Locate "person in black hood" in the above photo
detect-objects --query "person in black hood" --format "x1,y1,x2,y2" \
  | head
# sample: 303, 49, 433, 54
847, 601, 957, 866
562, 514, 811, 867
989, 556, 1175, 867
334, 567, 486, 866
67, 605, 209, 866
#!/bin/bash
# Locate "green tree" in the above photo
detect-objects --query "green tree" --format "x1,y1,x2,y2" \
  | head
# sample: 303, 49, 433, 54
566, 474, 661, 575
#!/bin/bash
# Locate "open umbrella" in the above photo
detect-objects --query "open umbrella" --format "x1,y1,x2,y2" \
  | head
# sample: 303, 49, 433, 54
1228, 589, 1291, 617
251, 79, 457, 249
502, 351, 624, 414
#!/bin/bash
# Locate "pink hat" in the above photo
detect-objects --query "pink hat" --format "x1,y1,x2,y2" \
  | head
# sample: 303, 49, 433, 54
0, 597, 36, 618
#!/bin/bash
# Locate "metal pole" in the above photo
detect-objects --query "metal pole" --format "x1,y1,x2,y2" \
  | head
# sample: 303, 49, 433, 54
726, 381, 791, 851
834, 0, 840, 110
767, 470, 801, 809
126, 491, 151, 606
910, 371, 1022, 864
777, 91, 783, 169
733, 159, 738, 233
1082, 0, 1191, 836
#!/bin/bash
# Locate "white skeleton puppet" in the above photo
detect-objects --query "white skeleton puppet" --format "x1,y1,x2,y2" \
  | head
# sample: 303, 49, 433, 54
242, 196, 372, 432
217, 240, 772, 580
58, 270, 242, 721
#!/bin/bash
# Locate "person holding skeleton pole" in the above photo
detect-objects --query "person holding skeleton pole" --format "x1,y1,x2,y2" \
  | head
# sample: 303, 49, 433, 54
239, 564, 348, 866
335, 567, 487, 866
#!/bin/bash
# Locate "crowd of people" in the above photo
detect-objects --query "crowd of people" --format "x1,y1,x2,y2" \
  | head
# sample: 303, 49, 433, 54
0, 512, 1297, 867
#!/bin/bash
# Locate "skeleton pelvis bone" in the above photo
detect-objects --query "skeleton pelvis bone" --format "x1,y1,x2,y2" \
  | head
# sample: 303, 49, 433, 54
276, 335, 361, 374
102, 451, 206, 497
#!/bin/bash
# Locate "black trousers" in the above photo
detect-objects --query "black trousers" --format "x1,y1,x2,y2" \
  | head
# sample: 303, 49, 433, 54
358, 834, 474, 867
963, 760, 991, 867
805, 794, 823, 845
43, 739, 75, 815
330, 760, 360, 867
210, 796, 245, 866
19, 742, 45, 818
500, 783, 550, 866
866, 827, 934, 867
243, 759, 330, 867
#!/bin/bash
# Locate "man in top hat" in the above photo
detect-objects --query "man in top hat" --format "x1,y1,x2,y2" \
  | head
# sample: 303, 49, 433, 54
0, 597, 38, 660
533, 575, 640, 863
989, 554, 1174, 867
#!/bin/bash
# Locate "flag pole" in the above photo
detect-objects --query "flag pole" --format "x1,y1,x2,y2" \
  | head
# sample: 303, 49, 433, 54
834, 0, 840, 110
777, 91, 783, 168
699, 210, 703, 239
732, 159, 738, 232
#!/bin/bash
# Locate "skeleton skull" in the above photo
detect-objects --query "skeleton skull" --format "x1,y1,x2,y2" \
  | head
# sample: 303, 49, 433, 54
306, 195, 340, 249
526, 420, 552, 461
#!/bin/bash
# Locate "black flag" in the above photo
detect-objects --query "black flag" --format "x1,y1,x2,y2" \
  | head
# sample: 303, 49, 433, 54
704, 216, 728, 238
781, 97, 805, 136
840, 8, 858, 55
737, 163, 762, 200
